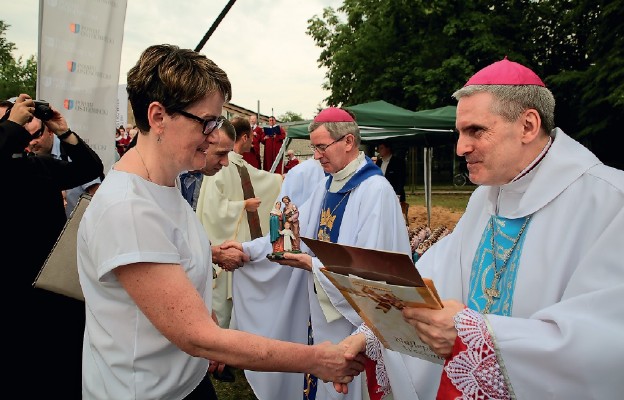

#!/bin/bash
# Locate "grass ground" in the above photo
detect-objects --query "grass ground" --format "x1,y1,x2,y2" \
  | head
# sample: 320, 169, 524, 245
406, 185, 474, 212
212, 368, 258, 400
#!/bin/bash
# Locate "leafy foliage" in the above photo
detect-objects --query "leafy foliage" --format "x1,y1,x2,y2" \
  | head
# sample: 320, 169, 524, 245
278, 111, 304, 122
0, 21, 37, 100
307, 0, 624, 169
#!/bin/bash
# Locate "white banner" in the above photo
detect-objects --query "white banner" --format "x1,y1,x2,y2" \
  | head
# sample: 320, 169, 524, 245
38, 0, 128, 173
116, 84, 128, 129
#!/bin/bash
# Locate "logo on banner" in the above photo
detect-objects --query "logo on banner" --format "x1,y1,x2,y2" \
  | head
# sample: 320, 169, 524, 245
67, 23, 115, 44
66, 61, 112, 80
60, 99, 110, 115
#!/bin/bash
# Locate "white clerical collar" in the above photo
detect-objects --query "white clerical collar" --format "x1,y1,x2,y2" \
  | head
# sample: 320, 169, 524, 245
511, 136, 553, 183
329, 151, 365, 192
495, 136, 554, 215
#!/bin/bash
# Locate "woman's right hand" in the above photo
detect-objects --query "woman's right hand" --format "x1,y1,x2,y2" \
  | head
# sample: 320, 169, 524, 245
309, 341, 367, 394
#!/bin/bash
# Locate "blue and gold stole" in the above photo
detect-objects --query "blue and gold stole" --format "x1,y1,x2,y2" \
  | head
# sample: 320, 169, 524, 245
316, 157, 382, 243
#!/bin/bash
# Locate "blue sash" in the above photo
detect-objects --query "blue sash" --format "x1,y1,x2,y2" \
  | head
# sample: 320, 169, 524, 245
316, 157, 382, 243
468, 215, 531, 315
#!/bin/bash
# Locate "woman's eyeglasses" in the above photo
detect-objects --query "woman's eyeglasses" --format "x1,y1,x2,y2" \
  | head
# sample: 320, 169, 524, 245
177, 110, 224, 135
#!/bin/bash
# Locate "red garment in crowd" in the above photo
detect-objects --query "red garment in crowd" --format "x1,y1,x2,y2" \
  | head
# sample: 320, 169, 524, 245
242, 125, 262, 169
116, 134, 131, 157
283, 157, 299, 173
260, 125, 285, 173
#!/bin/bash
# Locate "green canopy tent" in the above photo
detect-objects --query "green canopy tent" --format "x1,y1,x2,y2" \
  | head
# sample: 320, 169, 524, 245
273, 101, 458, 226
285, 101, 456, 144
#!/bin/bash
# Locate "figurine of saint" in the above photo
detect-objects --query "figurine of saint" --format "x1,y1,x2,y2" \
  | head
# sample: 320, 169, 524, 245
269, 201, 283, 254
268, 197, 303, 259
281, 195, 300, 251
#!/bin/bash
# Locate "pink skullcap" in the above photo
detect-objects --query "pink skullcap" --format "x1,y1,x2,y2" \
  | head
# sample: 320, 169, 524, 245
313, 107, 355, 123
464, 57, 545, 87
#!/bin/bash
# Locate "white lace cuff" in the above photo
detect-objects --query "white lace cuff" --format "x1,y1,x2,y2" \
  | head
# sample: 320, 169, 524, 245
354, 323, 391, 398
444, 308, 511, 399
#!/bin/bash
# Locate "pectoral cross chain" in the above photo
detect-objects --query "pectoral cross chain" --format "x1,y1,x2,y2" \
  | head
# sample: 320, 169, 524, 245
483, 216, 531, 314
483, 276, 501, 314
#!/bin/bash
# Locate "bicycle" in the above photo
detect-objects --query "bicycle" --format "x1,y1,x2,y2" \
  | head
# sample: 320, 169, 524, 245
453, 171, 469, 187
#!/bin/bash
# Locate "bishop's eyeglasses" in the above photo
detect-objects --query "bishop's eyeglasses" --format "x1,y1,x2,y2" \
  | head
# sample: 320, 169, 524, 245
309, 134, 348, 154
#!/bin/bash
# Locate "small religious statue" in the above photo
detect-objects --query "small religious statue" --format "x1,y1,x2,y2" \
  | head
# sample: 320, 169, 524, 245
269, 201, 283, 254
267, 196, 303, 260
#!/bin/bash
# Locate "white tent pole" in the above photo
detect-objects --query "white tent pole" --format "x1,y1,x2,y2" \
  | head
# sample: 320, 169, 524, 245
270, 137, 290, 173
424, 147, 432, 227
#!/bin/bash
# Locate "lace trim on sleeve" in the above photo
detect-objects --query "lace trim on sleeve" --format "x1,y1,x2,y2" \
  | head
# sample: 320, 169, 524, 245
354, 324, 391, 398
444, 308, 511, 400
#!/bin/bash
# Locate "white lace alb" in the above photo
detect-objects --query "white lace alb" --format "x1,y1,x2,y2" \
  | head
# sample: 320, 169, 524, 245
354, 323, 391, 398
444, 308, 511, 400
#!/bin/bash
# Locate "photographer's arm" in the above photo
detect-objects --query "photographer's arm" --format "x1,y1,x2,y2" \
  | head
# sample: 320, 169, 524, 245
0, 94, 38, 157
44, 105, 104, 189
44, 107, 79, 145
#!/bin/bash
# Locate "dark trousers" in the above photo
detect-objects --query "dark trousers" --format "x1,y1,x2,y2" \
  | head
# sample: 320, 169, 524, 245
185, 373, 218, 399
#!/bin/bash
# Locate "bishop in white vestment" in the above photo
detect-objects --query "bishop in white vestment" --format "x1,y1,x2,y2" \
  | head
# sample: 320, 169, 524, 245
244, 109, 412, 400
350, 58, 624, 400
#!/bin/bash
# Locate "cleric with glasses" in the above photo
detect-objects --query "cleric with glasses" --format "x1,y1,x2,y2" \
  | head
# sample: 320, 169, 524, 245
309, 134, 348, 154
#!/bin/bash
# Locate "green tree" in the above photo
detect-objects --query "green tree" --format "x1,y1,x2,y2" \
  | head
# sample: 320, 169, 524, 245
0, 20, 37, 100
278, 111, 304, 122
307, 0, 533, 110
307, 0, 624, 169
561, 0, 624, 168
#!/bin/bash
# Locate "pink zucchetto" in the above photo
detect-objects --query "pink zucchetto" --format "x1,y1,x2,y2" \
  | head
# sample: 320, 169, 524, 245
464, 56, 545, 87
313, 107, 355, 123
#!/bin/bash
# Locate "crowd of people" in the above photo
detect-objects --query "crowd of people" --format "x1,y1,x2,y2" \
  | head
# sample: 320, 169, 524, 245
114, 123, 139, 159
6, 43, 623, 400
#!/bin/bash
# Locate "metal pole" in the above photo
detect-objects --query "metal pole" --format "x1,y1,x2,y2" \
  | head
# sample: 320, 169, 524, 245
270, 138, 289, 173
194, 0, 238, 52
424, 147, 432, 228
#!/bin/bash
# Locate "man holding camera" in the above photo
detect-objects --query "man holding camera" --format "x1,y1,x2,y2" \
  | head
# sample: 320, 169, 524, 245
0, 94, 104, 398
24, 109, 103, 217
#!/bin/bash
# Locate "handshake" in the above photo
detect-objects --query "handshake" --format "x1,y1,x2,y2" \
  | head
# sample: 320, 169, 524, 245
209, 240, 371, 395
310, 335, 370, 395
211, 240, 249, 271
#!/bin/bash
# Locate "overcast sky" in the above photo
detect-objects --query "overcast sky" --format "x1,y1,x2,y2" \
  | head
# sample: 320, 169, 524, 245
3, 0, 342, 119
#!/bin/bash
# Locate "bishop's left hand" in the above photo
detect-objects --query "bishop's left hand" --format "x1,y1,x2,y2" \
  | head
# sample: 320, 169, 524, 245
401, 299, 465, 358
271, 251, 313, 271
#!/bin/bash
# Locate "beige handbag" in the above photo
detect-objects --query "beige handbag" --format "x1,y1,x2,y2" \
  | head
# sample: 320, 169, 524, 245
32, 194, 91, 301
